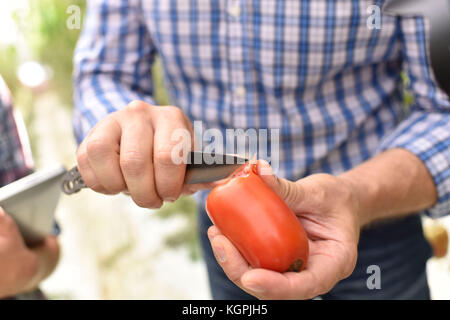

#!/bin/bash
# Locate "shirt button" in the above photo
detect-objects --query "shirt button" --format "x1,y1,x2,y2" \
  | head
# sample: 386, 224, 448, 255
228, 3, 241, 18
235, 86, 246, 98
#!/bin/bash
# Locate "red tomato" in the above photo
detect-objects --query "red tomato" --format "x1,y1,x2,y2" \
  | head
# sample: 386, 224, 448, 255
206, 164, 309, 273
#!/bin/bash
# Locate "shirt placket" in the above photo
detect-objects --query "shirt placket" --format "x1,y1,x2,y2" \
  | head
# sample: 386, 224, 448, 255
226, 0, 248, 129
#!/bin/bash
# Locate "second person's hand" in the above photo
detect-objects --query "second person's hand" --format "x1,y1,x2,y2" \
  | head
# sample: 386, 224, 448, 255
0, 207, 59, 298
77, 100, 194, 208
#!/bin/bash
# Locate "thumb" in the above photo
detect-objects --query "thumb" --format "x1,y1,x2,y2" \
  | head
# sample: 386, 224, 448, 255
255, 160, 304, 208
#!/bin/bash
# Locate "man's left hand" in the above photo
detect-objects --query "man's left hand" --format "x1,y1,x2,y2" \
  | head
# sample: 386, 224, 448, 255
207, 160, 360, 300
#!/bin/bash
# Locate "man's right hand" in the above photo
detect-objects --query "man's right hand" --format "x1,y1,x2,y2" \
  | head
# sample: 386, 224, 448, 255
77, 101, 194, 208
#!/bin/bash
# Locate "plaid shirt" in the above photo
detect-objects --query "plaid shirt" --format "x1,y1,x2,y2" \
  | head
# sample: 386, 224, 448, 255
73, 0, 450, 218
0, 76, 32, 188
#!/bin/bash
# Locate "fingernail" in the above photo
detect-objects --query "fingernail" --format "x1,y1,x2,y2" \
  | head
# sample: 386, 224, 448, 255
244, 282, 265, 293
213, 245, 226, 263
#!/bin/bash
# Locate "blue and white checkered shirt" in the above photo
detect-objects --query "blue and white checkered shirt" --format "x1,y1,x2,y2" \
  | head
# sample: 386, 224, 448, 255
73, 0, 450, 218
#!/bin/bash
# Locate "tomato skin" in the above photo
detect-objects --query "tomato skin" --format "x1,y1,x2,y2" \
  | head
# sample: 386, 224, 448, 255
206, 166, 309, 273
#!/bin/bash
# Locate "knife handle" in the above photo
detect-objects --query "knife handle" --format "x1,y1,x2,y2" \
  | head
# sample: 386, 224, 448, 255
61, 166, 86, 195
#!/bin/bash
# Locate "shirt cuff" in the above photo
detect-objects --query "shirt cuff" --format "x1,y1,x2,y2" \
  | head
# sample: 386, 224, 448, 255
377, 110, 450, 219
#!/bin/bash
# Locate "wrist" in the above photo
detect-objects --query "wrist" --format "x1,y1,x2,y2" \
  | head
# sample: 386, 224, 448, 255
337, 173, 373, 227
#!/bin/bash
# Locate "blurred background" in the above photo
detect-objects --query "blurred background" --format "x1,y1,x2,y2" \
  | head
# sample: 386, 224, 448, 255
0, 0, 448, 299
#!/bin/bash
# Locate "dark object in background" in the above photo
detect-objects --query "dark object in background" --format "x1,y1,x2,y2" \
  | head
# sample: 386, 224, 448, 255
383, 0, 450, 96
424, 224, 449, 258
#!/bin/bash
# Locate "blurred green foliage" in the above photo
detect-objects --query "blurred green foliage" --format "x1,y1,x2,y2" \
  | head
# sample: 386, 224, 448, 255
152, 58, 171, 106
14, 0, 86, 106
0, 45, 20, 93
0, 45, 34, 124
0, 45, 36, 147
402, 72, 414, 108
11, 0, 171, 108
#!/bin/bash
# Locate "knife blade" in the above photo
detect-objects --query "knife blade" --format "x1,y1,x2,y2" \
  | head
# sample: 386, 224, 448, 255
61, 151, 248, 195
184, 151, 248, 184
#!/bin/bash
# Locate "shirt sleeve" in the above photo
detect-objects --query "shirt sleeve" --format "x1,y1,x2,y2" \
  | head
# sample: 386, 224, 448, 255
0, 76, 33, 187
73, 0, 157, 144
377, 16, 450, 219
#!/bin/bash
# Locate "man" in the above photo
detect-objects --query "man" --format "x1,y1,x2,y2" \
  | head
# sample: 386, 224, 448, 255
0, 76, 60, 299
73, 0, 449, 299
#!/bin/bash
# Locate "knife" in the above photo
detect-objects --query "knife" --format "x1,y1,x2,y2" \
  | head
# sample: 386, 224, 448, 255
61, 151, 248, 195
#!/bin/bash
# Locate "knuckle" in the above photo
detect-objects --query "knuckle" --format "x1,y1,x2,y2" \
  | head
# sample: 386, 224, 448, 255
76, 149, 89, 167
126, 100, 151, 114
154, 148, 176, 168
86, 138, 110, 160
78, 171, 97, 189
104, 183, 126, 195
160, 108, 189, 133
222, 264, 240, 283
76, 143, 90, 167
120, 151, 148, 176
164, 105, 185, 119
90, 183, 107, 194
161, 107, 190, 131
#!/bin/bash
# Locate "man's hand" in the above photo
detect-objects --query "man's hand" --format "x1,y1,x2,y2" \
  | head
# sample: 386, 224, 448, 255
208, 160, 360, 300
0, 208, 60, 298
77, 101, 194, 208
208, 148, 438, 299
